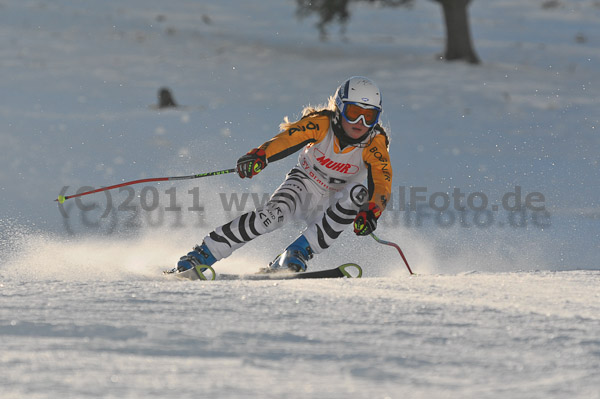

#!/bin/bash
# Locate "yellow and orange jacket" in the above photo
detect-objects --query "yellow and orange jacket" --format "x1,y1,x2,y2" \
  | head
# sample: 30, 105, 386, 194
257, 113, 392, 211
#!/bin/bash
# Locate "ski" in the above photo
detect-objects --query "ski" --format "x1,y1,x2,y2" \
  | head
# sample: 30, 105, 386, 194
164, 263, 362, 281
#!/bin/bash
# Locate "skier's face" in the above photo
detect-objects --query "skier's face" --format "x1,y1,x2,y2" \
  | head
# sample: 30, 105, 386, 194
341, 117, 370, 140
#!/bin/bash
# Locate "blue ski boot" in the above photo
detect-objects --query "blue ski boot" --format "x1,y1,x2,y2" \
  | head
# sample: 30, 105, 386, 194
268, 235, 313, 272
177, 242, 217, 273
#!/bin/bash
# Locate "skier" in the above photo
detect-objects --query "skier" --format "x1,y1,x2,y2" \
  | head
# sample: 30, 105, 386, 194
176, 76, 392, 273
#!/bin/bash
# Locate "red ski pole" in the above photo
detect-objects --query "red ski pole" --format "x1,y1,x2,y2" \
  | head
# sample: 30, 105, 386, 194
55, 168, 236, 203
370, 233, 415, 275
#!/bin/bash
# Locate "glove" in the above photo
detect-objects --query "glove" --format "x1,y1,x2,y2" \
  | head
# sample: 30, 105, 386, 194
353, 202, 381, 236
237, 148, 268, 179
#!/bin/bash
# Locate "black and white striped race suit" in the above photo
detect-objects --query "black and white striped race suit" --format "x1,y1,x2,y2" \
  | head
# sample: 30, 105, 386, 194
204, 167, 368, 260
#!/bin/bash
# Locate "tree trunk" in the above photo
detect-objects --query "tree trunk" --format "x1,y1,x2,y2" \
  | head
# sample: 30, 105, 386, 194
435, 0, 480, 64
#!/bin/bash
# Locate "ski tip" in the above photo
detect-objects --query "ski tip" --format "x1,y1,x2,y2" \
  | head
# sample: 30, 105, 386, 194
194, 265, 216, 280
338, 263, 362, 278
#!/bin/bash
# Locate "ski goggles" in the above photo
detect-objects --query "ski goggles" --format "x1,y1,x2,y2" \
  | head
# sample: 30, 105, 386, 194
341, 102, 381, 127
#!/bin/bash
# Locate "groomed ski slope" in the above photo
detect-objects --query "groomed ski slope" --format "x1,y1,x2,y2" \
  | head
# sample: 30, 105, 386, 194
1, 268, 599, 399
1, 0, 599, 398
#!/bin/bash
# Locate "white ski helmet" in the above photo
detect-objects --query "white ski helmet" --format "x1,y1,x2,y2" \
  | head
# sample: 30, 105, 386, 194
334, 76, 382, 128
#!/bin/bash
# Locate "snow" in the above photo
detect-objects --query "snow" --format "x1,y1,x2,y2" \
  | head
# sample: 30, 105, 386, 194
0, 0, 599, 398
2, 270, 599, 398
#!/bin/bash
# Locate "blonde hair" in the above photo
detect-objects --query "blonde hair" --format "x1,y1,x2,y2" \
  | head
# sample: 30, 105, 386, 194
279, 96, 336, 131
